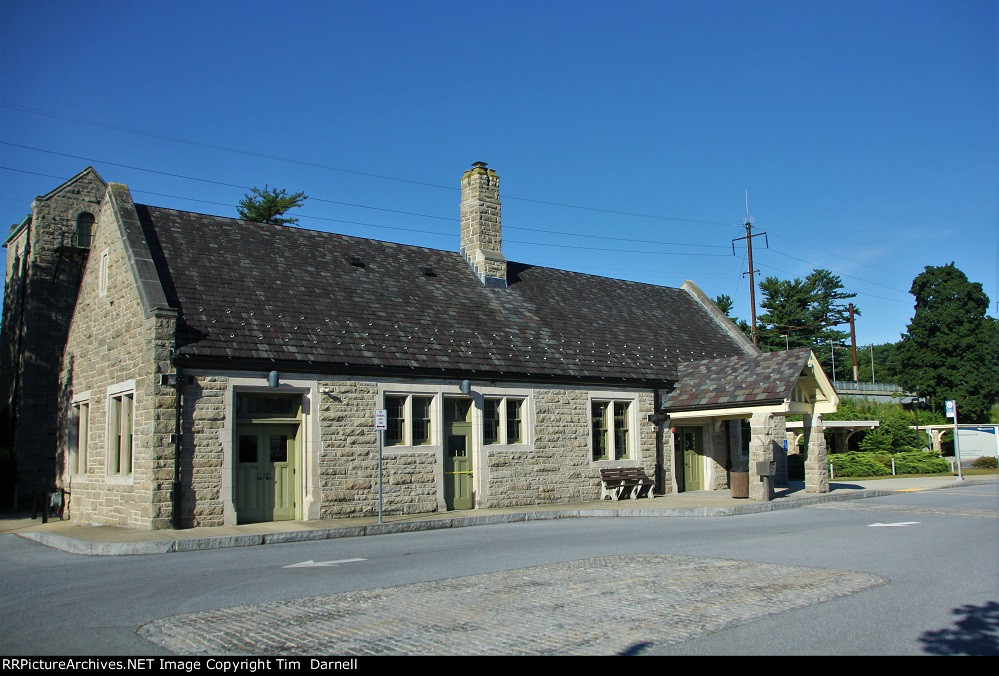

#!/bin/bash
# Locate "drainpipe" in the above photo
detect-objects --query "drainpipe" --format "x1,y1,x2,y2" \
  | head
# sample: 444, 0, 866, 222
653, 388, 665, 495
172, 364, 183, 529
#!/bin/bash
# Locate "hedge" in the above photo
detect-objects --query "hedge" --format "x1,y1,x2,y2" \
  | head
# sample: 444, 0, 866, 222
828, 450, 949, 478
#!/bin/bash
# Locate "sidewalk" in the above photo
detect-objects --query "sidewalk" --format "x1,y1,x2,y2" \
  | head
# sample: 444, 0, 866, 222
2, 475, 994, 556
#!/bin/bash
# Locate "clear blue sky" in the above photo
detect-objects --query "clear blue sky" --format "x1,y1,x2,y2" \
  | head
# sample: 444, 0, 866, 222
1, 0, 996, 349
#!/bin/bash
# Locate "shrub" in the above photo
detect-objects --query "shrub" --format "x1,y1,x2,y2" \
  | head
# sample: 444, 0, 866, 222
828, 451, 891, 477
971, 456, 998, 469
827, 450, 950, 477
893, 451, 950, 474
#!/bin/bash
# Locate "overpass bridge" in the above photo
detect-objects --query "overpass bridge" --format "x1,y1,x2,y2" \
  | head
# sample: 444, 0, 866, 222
832, 381, 917, 404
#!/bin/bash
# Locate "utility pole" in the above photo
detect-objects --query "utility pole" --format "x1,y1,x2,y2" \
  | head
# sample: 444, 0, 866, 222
732, 193, 767, 346
849, 303, 859, 381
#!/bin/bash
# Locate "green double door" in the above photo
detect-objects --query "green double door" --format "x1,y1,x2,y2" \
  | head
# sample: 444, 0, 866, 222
235, 424, 298, 523
678, 426, 704, 492
444, 399, 473, 510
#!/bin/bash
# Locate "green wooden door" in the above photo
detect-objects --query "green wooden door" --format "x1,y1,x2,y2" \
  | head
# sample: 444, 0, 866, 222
444, 399, 473, 510
235, 424, 298, 523
680, 426, 704, 491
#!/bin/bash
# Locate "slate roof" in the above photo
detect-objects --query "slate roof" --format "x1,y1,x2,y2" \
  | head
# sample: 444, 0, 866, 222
137, 204, 751, 384
662, 348, 813, 411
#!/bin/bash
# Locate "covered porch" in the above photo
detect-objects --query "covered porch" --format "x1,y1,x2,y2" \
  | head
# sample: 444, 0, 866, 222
660, 348, 839, 500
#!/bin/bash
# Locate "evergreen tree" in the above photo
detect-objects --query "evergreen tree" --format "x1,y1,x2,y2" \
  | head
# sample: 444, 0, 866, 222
756, 276, 816, 352
892, 263, 999, 423
714, 294, 734, 317
237, 185, 308, 225
714, 293, 754, 340
807, 268, 858, 345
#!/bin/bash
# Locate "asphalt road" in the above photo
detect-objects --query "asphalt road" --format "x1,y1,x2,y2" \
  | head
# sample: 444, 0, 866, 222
1, 483, 996, 656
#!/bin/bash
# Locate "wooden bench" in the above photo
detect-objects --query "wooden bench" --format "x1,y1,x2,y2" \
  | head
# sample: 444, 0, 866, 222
599, 467, 655, 501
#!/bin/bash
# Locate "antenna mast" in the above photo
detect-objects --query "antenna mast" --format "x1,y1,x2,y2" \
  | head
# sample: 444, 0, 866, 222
732, 191, 768, 347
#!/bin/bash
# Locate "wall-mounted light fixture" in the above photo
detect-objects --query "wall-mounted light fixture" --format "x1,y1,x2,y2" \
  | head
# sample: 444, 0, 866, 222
459, 380, 472, 395
268, 371, 280, 388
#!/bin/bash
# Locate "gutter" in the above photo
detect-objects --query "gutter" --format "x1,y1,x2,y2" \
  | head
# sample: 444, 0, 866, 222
172, 354, 676, 391
663, 398, 786, 414
172, 361, 183, 529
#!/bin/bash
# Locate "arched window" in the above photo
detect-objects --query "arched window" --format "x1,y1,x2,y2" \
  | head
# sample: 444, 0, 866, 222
76, 212, 95, 248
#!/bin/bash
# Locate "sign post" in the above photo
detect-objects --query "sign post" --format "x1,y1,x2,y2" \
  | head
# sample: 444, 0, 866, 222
375, 409, 388, 523
945, 400, 963, 481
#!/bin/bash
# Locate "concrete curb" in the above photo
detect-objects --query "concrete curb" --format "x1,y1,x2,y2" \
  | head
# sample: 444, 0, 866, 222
14, 479, 995, 557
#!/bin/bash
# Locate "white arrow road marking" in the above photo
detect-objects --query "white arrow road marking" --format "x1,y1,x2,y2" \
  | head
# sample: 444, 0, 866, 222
867, 522, 920, 527
283, 558, 367, 568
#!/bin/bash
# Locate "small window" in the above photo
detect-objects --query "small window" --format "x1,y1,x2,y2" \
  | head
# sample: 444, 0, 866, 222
483, 399, 501, 444
76, 212, 95, 248
98, 249, 110, 297
69, 399, 90, 475
108, 390, 134, 475
385, 395, 405, 445
506, 398, 524, 444
592, 401, 610, 460
412, 396, 433, 445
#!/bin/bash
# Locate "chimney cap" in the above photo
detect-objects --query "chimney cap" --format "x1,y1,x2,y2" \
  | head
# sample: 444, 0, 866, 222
471, 161, 488, 169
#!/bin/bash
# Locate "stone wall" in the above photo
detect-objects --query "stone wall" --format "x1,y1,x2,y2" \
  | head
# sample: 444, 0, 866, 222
4, 170, 106, 495
179, 375, 227, 527
706, 422, 730, 490
172, 377, 662, 524
317, 379, 438, 518
487, 387, 657, 507
58, 186, 176, 529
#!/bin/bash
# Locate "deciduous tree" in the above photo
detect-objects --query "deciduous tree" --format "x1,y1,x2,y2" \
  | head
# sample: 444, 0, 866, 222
891, 263, 998, 422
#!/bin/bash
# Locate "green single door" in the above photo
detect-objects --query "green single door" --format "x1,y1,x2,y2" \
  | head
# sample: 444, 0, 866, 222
444, 399, 473, 510
681, 426, 704, 491
235, 424, 298, 523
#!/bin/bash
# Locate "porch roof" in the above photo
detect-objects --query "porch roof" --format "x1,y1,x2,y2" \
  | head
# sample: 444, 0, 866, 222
662, 348, 838, 417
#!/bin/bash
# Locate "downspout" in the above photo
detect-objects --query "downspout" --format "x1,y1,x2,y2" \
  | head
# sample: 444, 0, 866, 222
653, 388, 665, 495
172, 362, 183, 529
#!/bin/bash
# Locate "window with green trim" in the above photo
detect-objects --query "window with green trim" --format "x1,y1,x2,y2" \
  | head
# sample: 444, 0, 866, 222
385, 395, 405, 445
384, 394, 434, 446
412, 396, 432, 445
592, 401, 609, 460
483, 396, 526, 445
483, 398, 501, 444
506, 398, 524, 444
591, 399, 633, 461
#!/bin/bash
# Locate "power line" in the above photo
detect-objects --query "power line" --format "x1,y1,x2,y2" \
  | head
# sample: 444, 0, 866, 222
0, 102, 735, 226
764, 246, 910, 294
0, 159, 728, 251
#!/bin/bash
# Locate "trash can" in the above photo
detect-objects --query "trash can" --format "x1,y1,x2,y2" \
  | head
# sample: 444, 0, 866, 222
730, 467, 749, 499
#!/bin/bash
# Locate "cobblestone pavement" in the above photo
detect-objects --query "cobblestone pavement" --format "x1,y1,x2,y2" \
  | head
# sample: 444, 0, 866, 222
809, 502, 999, 519
140, 555, 884, 655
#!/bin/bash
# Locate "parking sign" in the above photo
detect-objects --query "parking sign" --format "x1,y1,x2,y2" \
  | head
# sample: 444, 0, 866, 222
375, 409, 388, 430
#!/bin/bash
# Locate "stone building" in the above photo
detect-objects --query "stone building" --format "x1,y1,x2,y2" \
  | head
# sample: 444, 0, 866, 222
1, 162, 837, 529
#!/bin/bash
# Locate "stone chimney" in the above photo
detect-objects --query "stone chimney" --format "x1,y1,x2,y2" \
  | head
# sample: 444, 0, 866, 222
460, 162, 506, 287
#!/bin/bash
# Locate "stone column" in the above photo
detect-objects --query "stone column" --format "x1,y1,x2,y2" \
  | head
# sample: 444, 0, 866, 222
707, 421, 729, 490
748, 411, 776, 501
930, 429, 944, 453
772, 415, 787, 486
804, 412, 829, 493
